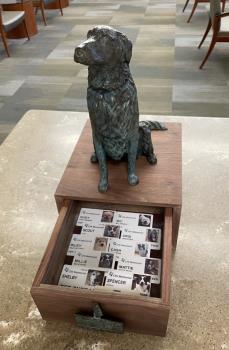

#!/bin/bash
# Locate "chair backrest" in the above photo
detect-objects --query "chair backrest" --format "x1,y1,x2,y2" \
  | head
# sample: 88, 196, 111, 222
210, 0, 221, 31
0, 6, 3, 27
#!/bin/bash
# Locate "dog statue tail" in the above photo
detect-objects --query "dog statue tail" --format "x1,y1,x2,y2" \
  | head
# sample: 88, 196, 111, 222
138, 120, 167, 165
139, 120, 167, 131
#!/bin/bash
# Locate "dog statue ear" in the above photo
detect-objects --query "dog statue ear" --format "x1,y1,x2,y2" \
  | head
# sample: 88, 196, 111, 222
87, 29, 93, 39
118, 34, 132, 64
124, 39, 132, 64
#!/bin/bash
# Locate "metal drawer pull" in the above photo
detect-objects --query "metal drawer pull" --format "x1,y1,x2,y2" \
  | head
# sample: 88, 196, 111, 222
75, 303, 124, 333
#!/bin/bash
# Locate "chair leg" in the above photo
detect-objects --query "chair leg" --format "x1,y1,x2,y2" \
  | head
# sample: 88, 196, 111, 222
40, 2, 47, 25
222, 0, 226, 12
187, 0, 198, 22
23, 19, 30, 40
198, 18, 211, 48
183, 0, 190, 12
58, 0, 63, 16
35, 6, 39, 14
0, 28, 10, 57
199, 36, 217, 69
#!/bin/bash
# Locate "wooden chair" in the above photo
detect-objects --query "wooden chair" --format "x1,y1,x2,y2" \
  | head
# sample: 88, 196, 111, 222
0, 4, 30, 57
33, 0, 63, 26
183, 0, 227, 22
198, 0, 229, 68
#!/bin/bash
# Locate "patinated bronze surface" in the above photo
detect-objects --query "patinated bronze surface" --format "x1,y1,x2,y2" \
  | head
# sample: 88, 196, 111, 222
75, 303, 124, 333
74, 26, 166, 193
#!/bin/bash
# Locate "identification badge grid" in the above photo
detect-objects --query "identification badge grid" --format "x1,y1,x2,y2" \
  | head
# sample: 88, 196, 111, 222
59, 208, 162, 297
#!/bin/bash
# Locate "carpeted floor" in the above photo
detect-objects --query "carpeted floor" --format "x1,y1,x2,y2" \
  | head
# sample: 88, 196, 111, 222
0, 0, 229, 144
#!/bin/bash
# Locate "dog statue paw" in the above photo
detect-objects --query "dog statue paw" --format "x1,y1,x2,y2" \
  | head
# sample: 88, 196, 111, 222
74, 26, 167, 193
128, 174, 139, 186
90, 152, 98, 163
147, 154, 157, 165
98, 179, 109, 193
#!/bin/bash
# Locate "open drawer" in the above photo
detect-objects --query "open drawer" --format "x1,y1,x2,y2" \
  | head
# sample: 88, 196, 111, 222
31, 200, 173, 336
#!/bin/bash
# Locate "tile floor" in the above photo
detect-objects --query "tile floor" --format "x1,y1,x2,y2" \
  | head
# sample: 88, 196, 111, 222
0, 0, 229, 144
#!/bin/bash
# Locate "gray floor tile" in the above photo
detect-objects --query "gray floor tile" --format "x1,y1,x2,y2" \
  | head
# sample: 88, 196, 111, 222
1, 0, 229, 144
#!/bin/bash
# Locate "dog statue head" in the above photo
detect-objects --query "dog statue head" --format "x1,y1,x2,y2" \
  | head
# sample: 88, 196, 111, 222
74, 25, 132, 66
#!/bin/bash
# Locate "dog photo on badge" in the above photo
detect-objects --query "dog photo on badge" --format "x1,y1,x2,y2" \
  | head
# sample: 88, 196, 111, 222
99, 253, 114, 269
146, 228, 161, 242
85, 269, 105, 286
138, 214, 151, 227
93, 237, 108, 251
134, 243, 149, 257
101, 210, 114, 223
103, 225, 120, 238
73, 225, 82, 235
144, 258, 160, 275
131, 274, 151, 296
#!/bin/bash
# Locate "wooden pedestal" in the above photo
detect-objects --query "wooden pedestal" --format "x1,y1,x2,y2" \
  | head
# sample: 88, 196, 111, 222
31, 120, 182, 336
3, 0, 38, 38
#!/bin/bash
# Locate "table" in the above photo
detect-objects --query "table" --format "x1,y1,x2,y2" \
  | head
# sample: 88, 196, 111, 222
0, 110, 228, 349
2, 0, 38, 38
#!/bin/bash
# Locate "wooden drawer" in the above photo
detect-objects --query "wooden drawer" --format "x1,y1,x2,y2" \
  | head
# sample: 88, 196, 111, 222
31, 200, 173, 336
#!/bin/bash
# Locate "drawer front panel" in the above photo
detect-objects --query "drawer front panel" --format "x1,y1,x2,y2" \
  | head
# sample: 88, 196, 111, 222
32, 285, 170, 336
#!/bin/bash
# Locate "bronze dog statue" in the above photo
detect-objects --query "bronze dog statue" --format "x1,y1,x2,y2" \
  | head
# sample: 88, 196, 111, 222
74, 26, 166, 193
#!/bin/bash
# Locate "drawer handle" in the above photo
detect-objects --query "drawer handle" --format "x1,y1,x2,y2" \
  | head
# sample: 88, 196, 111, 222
75, 303, 124, 333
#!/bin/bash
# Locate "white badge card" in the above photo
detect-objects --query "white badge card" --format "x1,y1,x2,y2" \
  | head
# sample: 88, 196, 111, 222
67, 234, 96, 256
145, 228, 162, 250
77, 208, 118, 226
67, 224, 108, 256
59, 265, 107, 290
107, 239, 134, 258
114, 211, 153, 228
103, 271, 153, 297
58, 265, 88, 289
116, 257, 161, 284
81, 224, 106, 237
77, 208, 105, 226
120, 225, 147, 241
72, 251, 100, 268
73, 251, 115, 270
103, 270, 133, 292
116, 256, 146, 275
